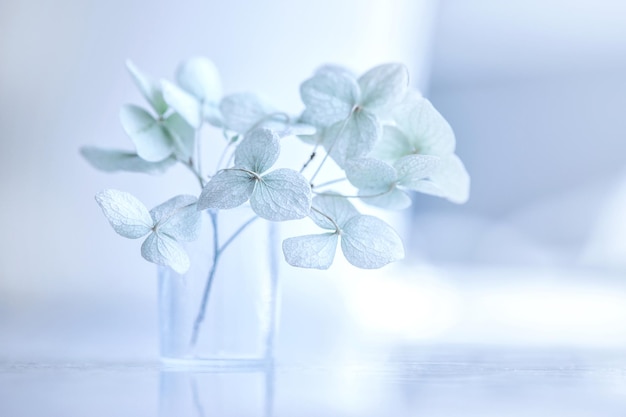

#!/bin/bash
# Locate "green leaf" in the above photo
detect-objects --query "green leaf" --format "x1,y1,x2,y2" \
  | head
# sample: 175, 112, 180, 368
341, 215, 404, 268
176, 56, 221, 103
95, 189, 153, 239
197, 170, 256, 210
282, 233, 338, 269
80, 147, 175, 174
150, 195, 201, 242
322, 109, 381, 168
251, 169, 312, 221
161, 80, 202, 128
358, 63, 409, 113
119, 104, 174, 162
300, 66, 359, 126
126, 60, 168, 115
141, 232, 190, 274
234, 128, 280, 174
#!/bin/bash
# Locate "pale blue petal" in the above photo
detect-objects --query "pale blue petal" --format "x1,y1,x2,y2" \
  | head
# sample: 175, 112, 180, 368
358, 63, 409, 113
126, 60, 168, 115
150, 195, 201, 241
251, 169, 312, 221
95, 189, 153, 239
175, 56, 221, 103
322, 110, 381, 168
341, 215, 404, 269
220, 92, 275, 134
234, 128, 280, 173
162, 112, 195, 160
282, 233, 338, 269
141, 232, 190, 274
359, 188, 412, 210
411, 154, 470, 204
80, 147, 175, 174
161, 80, 202, 128
344, 157, 396, 191
300, 66, 359, 126
197, 170, 256, 210
119, 104, 174, 162
394, 154, 441, 188
370, 125, 414, 162
310, 194, 359, 229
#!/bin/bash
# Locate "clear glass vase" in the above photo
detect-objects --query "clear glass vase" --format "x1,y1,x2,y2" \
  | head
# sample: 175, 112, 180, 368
158, 206, 280, 367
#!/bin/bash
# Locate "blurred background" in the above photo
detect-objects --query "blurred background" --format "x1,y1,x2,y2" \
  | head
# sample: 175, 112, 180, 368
1, 0, 626, 362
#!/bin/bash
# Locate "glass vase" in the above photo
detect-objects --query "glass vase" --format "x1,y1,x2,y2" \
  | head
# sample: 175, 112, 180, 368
158, 206, 280, 367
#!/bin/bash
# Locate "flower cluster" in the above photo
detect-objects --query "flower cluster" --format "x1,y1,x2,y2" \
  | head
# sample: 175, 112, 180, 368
82, 57, 469, 273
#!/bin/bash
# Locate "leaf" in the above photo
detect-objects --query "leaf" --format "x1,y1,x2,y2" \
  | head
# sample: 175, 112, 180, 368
95, 189, 153, 239
126, 60, 168, 115
341, 215, 404, 268
393, 92, 456, 156
175, 56, 221, 103
162, 112, 195, 160
251, 169, 312, 221
80, 147, 175, 174
358, 63, 409, 113
197, 170, 256, 210
234, 128, 280, 174
309, 194, 359, 230
220, 92, 275, 133
282, 233, 338, 269
119, 104, 174, 162
150, 195, 201, 241
161, 80, 202, 128
141, 232, 190, 274
322, 109, 381, 168
300, 66, 359, 126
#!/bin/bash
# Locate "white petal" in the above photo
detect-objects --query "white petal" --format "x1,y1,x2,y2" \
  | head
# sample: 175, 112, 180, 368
345, 157, 396, 191
393, 92, 456, 156
176, 56, 221, 103
150, 195, 201, 242
161, 80, 202, 128
358, 63, 409, 113
360, 188, 412, 210
341, 215, 404, 269
251, 169, 312, 221
220, 92, 275, 134
394, 154, 441, 188
119, 104, 174, 162
282, 233, 338, 270
322, 109, 381, 168
412, 154, 470, 204
141, 232, 190, 274
300, 66, 359, 126
370, 125, 414, 162
80, 147, 175, 174
197, 169, 256, 210
95, 189, 153, 239
234, 128, 280, 173
310, 194, 359, 230
162, 112, 195, 160
126, 60, 168, 115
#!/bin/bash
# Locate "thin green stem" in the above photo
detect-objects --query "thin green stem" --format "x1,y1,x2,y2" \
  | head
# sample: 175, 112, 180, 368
310, 206, 341, 233
220, 215, 259, 252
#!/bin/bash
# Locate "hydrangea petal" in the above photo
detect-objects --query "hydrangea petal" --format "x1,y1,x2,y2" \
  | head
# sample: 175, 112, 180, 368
394, 154, 441, 188
234, 128, 280, 173
360, 188, 412, 210
197, 170, 256, 210
310, 194, 359, 230
300, 66, 359, 126
220, 92, 276, 134
161, 80, 202, 128
126, 60, 168, 115
141, 232, 190, 274
95, 189, 153, 239
150, 195, 201, 242
176, 57, 221, 103
251, 169, 312, 221
322, 109, 380, 168
358, 63, 409, 113
370, 125, 414, 162
411, 154, 470, 204
345, 158, 396, 191
341, 215, 404, 269
282, 233, 338, 269
119, 104, 173, 162
80, 147, 175, 174
162, 112, 195, 160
